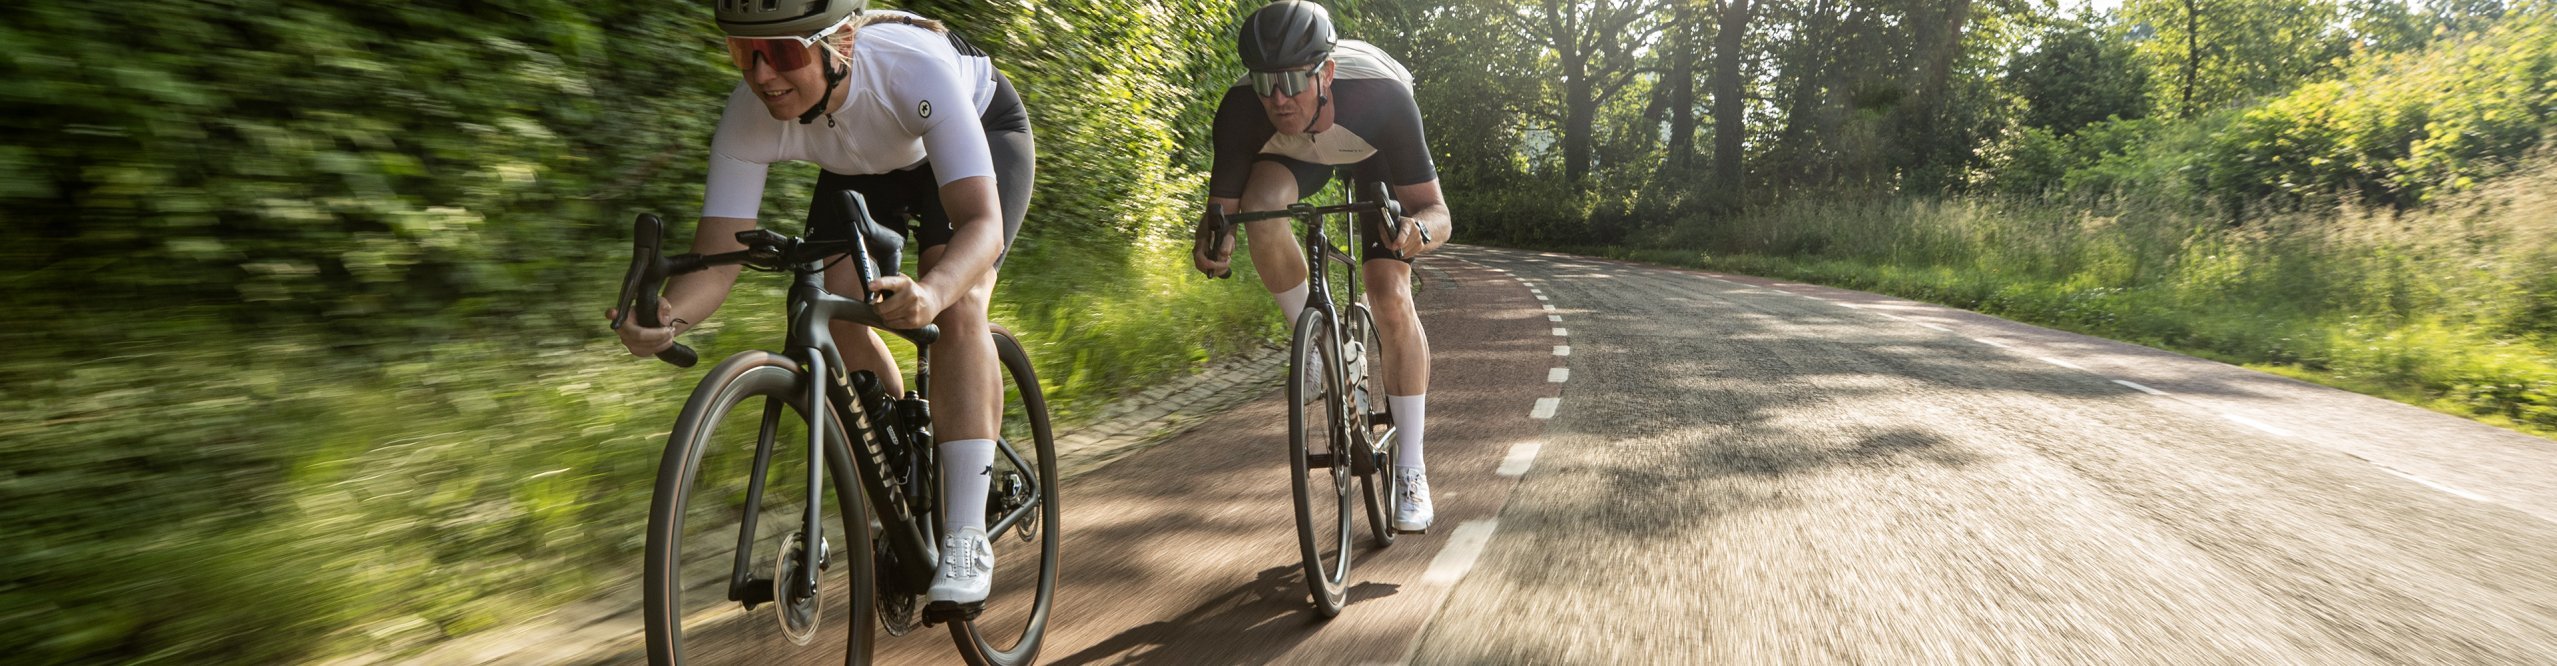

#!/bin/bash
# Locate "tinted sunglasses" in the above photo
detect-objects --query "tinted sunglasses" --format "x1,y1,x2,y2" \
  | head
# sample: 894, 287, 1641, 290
1248, 67, 1321, 98
724, 18, 852, 73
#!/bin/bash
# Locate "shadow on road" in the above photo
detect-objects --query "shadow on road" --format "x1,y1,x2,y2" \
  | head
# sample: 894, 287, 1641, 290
1045, 563, 1401, 665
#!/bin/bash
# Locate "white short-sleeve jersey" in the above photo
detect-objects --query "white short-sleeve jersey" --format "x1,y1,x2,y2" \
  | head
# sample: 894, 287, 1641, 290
701, 12, 999, 221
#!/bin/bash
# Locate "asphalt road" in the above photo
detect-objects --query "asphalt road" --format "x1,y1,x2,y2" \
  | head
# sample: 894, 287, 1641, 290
628, 244, 2557, 664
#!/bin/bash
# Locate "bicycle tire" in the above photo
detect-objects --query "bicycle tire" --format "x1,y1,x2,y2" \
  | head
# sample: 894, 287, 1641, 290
1287, 308, 1353, 617
643, 351, 877, 665
947, 325, 1062, 666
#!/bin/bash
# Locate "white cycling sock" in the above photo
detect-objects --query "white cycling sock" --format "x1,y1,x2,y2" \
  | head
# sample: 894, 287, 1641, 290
1276, 281, 1311, 332
1389, 393, 1426, 470
939, 438, 996, 534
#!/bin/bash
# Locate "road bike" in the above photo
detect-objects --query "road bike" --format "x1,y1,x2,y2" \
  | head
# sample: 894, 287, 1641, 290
612, 192, 1059, 664
1204, 173, 1429, 617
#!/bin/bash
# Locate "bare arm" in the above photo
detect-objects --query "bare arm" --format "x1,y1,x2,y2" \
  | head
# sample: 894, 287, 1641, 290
610, 215, 752, 357
1385, 179, 1452, 256
869, 176, 1003, 328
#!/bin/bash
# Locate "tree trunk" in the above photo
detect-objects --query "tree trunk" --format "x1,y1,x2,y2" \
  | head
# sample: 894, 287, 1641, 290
1663, 0, 1701, 171
1563, 59, 1595, 183
2182, 0, 2200, 117
1708, 0, 1751, 208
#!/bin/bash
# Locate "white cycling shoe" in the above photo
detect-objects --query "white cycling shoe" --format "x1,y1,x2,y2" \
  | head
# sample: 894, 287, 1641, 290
1392, 467, 1434, 533
926, 527, 994, 606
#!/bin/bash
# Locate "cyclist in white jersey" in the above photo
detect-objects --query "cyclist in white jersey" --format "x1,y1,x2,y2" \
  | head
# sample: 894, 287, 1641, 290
1193, 1, 1454, 532
608, 0, 1032, 610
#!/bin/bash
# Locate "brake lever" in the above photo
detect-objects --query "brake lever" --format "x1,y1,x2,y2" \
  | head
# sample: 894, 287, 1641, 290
1203, 204, 1234, 280
621, 213, 698, 368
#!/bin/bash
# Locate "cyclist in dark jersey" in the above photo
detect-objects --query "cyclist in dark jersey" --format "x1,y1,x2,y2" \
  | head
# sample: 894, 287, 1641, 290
1193, 0, 1453, 532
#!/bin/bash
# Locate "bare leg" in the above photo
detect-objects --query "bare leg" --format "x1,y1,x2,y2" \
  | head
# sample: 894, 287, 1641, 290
1240, 160, 1309, 298
1361, 259, 1429, 399
916, 246, 1001, 443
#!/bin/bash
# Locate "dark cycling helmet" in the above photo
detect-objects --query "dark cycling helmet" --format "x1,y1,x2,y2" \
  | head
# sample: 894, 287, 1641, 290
1238, 1, 1337, 72
715, 0, 863, 38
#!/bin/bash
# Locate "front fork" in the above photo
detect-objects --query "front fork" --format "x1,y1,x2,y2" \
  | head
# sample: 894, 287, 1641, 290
721, 350, 834, 608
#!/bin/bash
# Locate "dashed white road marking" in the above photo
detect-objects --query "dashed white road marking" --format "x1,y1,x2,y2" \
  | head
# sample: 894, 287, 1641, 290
1496, 443, 1543, 477
1422, 520, 1500, 584
1917, 323, 1952, 332
1552, 328, 1569, 336
2219, 412, 2295, 438
1973, 338, 2012, 349
1530, 398, 1559, 419
1553, 345, 1571, 357
1534, 294, 1548, 301
2377, 467, 2491, 502
1541, 304, 1555, 312
1548, 367, 1569, 383
1548, 314, 1562, 322
2037, 356, 2087, 371
2113, 379, 2168, 396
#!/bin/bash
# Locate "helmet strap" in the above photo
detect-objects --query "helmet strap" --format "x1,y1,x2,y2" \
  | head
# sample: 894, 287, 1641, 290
1304, 82, 1329, 135
798, 48, 848, 126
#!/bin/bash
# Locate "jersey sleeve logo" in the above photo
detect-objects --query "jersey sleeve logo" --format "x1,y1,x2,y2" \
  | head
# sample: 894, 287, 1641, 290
918, 99, 933, 119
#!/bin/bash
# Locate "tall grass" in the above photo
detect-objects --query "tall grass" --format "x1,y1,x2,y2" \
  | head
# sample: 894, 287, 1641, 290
1616, 160, 2557, 436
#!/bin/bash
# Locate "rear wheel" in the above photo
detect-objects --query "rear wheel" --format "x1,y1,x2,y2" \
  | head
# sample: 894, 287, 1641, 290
1287, 308, 1353, 618
643, 351, 874, 665
946, 326, 1061, 666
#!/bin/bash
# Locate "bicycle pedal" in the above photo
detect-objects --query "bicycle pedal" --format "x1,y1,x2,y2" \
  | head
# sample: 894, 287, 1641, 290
922, 600, 985, 623
1304, 453, 1337, 469
1393, 527, 1430, 535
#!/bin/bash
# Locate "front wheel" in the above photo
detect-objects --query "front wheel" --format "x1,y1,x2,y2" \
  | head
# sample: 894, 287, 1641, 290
643, 351, 875, 665
1287, 308, 1353, 618
1345, 304, 1400, 548
947, 325, 1062, 666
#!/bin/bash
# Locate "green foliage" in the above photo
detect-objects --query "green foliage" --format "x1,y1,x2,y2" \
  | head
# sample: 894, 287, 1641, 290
1, 0, 1278, 663
2194, 7, 2557, 210
2006, 18, 2149, 134
2124, 0, 2350, 117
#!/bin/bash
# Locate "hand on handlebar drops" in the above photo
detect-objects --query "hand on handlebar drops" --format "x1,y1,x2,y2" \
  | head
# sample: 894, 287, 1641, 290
604, 301, 683, 357
1382, 216, 1428, 257
868, 274, 946, 329
1192, 215, 1236, 278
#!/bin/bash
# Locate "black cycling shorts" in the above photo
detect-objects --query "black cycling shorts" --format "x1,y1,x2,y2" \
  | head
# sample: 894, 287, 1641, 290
1253, 154, 1410, 264
806, 70, 1034, 275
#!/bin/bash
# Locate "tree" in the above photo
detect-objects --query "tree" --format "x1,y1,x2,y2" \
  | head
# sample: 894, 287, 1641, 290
2128, 0, 2346, 117
1532, 0, 1676, 183
2008, 18, 2150, 134
1707, 0, 1755, 206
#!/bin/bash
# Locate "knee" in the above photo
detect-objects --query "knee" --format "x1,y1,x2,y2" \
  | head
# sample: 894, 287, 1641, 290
1241, 187, 1291, 214
935, 283, 993, 330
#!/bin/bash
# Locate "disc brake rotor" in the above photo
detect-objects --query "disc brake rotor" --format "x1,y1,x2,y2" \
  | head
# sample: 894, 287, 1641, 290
772, 532, 823, 646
